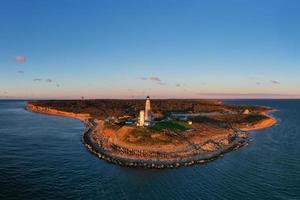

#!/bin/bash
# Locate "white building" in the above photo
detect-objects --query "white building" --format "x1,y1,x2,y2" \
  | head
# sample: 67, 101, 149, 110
243, 109, 250, 115
138, 110, 145, 126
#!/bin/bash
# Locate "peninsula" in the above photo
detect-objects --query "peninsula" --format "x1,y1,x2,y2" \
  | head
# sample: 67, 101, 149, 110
26, 98, 276, 168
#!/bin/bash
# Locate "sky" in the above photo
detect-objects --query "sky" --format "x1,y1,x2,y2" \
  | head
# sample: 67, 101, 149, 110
1, 0, 300, 99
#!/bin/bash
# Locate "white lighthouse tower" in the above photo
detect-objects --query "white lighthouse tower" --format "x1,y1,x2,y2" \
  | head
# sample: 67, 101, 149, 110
145, 96, 151, 122
137, 96, 152, 127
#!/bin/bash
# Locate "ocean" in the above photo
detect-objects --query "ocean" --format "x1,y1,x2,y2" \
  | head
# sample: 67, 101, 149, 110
0, 100, 299, 200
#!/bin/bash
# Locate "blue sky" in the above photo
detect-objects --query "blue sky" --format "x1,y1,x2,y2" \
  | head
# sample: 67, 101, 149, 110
1, 0, 300, 99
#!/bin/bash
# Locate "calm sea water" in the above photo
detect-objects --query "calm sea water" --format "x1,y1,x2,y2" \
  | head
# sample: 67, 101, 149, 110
0, 100, 299, 200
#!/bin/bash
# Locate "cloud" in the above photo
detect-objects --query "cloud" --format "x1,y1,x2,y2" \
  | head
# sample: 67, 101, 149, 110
271, 80, 280, 85
33, 77, 60, 88
149, 76, 161, 82
256, 82, 261, 85
17, 70, 24, 74
175, 83, 181, 87
140, 76, 167, 86
157, 82, 166, 86
15, 55, 26, 63
33, 78, 42, 82
0, 91, 8, 98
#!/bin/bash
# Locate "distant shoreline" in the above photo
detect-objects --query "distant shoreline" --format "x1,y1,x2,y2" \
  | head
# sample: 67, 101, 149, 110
241, 113, 277, 131
26, 102, 277, 169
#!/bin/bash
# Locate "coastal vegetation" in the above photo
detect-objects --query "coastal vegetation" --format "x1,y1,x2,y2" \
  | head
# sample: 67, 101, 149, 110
28, 99, 270, 119
151, 121, 190, 131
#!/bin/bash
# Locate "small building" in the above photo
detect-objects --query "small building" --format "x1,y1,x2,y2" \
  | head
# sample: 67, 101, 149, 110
243, 109, 250, 115
138, 110, 145, 126
125, 119, 134, 125
144, 121, 151, 127
179, 116, 188, 121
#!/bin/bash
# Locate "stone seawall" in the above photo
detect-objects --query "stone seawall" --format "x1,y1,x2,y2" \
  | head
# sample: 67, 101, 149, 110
81, 121, 249, 168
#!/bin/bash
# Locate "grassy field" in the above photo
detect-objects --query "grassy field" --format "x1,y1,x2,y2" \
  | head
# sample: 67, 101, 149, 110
244, 114, 269, 124
123, 127, 173, 145
151, 121, 190, 131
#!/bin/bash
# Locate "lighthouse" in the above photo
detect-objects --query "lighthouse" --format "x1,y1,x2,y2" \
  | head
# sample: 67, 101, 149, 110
137, 96, 152, 127
145, 96, 151, 122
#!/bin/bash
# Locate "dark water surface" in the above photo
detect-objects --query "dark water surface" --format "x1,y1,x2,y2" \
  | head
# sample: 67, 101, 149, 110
0, 100, 299, 200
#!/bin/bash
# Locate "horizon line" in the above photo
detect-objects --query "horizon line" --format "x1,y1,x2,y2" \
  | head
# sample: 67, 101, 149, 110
1, 97, 300, 101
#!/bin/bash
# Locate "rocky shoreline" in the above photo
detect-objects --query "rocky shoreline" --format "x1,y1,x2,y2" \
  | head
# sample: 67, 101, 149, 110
26, 103, 275, 169
81, 118, 249, 168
